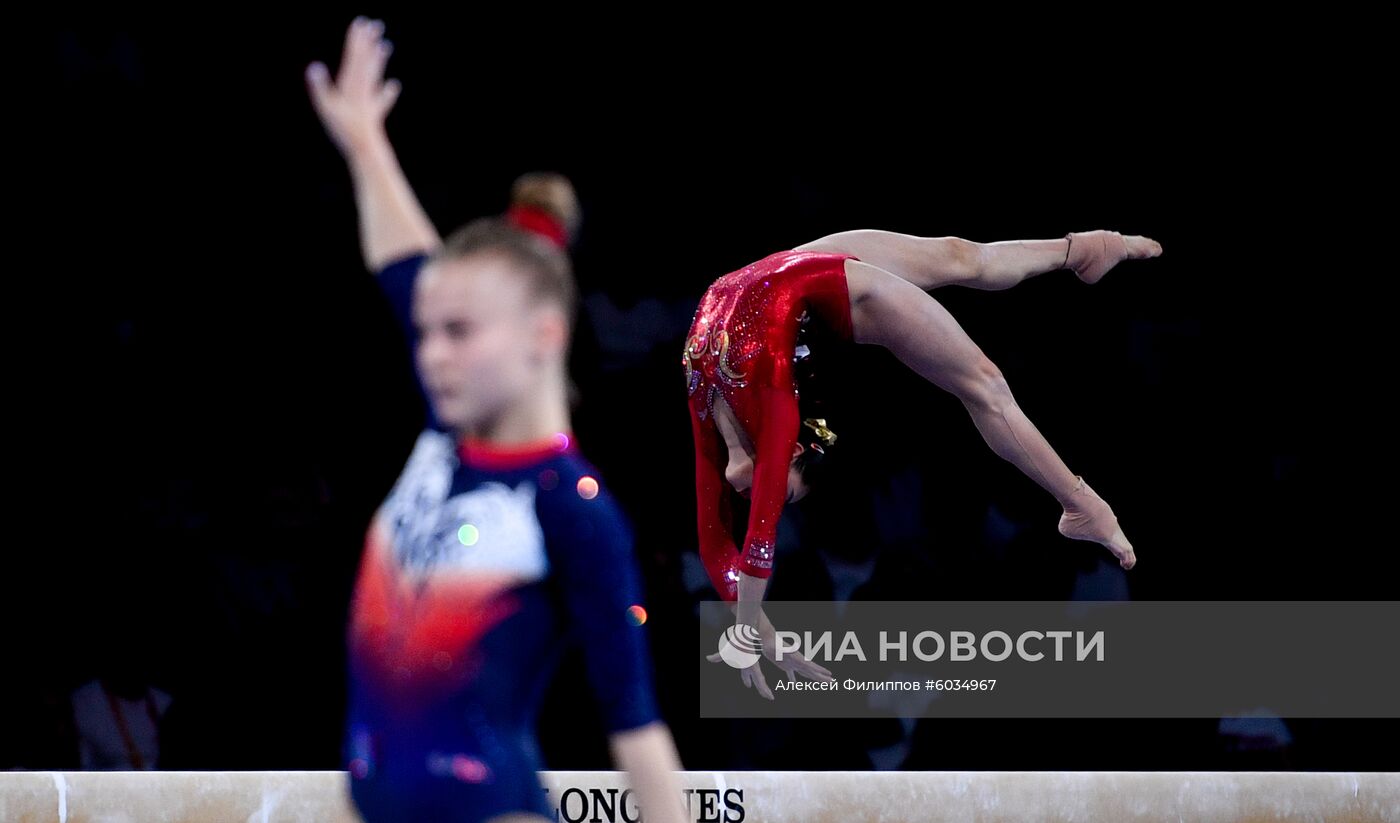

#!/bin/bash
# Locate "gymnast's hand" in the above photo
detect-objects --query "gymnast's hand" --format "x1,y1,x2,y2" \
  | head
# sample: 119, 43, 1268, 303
755, 612, 835, 685
737, 656, 775, 701
707, 612, 835, 699
706, 623, 774, 700
305, 17, 401, 157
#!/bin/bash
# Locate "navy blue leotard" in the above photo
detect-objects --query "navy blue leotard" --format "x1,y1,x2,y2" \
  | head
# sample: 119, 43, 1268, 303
344, 254, 660, 823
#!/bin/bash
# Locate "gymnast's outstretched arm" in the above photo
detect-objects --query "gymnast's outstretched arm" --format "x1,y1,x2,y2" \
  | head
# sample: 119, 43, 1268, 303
690, 406, 744, 603
730, 383, 805, 629
796, 229, 1161, 291
306, 17, 441, 271
306, 17, 445, 429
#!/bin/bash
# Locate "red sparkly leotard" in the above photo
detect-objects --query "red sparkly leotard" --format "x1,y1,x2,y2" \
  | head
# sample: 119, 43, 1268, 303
685, 249, 860, 601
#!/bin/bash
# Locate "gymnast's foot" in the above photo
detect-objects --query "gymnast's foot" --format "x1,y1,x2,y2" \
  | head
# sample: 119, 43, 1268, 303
1065, 230, 1163, 285
1058, 476, 1136, 569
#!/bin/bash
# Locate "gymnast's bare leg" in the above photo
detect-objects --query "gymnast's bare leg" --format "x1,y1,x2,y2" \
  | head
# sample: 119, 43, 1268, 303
797, 228, 1161, 291
828, 250, 1136, 568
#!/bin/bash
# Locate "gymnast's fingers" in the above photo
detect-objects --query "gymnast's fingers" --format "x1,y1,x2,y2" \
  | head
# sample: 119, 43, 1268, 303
752, 664, 774, 701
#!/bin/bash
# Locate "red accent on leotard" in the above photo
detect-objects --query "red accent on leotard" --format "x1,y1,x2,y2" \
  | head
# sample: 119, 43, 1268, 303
684, 249, 859, 601
458, 432, 577, 471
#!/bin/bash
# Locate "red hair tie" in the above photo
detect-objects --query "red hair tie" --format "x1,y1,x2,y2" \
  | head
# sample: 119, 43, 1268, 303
505, 204, 568, 249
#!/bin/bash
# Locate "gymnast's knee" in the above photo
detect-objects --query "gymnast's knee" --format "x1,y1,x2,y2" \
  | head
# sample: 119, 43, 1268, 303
958, 357, 1013, 411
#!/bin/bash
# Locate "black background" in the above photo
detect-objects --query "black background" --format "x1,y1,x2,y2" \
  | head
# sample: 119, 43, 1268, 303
9, 11, 1393, 773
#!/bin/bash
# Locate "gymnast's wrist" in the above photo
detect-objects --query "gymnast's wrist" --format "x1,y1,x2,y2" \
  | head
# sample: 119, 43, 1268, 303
347, 128, 395, 170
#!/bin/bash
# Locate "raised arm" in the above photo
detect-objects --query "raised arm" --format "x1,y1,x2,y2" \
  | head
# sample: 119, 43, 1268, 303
306, 17, 440, 271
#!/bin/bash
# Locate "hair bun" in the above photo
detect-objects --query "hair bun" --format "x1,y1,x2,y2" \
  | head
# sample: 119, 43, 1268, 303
508, 172, 581, 248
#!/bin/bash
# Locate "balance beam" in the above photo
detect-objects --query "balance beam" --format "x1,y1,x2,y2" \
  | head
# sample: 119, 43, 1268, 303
1, 770, 1396, 822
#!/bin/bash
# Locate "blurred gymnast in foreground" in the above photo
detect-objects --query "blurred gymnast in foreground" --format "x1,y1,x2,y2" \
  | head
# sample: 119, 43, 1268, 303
307, 17, 688, 823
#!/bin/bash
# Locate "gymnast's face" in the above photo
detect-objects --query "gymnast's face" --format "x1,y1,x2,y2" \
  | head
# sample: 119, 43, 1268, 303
414, 253, 565, 434
724, 443, 811, 505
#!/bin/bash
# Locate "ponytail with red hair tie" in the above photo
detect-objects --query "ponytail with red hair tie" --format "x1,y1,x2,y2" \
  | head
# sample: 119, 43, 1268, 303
505, 204, 569, 249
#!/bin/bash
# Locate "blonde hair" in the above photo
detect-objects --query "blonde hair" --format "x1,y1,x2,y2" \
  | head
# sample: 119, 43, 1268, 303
426, 173, 585, 406
429, 172, 581, 331
509, 171, 581, 245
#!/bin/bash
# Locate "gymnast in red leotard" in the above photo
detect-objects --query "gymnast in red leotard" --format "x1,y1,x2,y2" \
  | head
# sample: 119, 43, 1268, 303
688, 231, 1164, 697
685, 249, 859, 600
